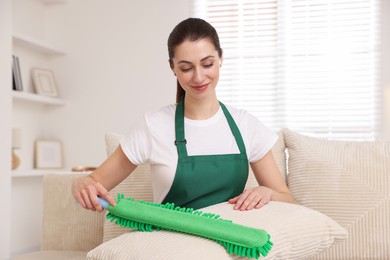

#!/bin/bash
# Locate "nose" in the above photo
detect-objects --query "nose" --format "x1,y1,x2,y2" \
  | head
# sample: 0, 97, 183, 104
192, 67, 205, 83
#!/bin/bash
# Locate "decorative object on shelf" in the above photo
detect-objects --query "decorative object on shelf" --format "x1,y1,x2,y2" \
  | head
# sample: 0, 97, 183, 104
34, 140, 63, 169
12, 55, 23, 91
31, 68, 58, 97
71, 166, 97, 172
12, 128, 22, 170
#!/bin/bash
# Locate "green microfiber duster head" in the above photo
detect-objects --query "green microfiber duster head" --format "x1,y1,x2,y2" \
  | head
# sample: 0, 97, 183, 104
103, 194, 273, 259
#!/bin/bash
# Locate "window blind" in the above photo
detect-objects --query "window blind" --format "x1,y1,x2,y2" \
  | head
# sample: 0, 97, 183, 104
192, 0, 381, 140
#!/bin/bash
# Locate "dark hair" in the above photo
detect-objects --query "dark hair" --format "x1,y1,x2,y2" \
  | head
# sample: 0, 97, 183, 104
167, 18, 223, 103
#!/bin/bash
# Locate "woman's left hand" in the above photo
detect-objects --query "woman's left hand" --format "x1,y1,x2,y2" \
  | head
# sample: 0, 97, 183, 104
228, 186, 273, 211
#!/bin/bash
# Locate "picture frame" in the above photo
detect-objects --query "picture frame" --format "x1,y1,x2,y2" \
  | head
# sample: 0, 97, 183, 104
31, 68, 58, 97
34, 140, 63, 169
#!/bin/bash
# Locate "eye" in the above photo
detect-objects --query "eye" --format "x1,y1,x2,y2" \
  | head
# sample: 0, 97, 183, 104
180, 67, 192, 72
203, 63, 214, 68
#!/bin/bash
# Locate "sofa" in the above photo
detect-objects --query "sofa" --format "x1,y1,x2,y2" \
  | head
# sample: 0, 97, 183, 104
13, 128, 389, 260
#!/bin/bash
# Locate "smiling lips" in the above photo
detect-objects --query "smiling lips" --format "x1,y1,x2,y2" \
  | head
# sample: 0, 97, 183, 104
192, 84, 208, 91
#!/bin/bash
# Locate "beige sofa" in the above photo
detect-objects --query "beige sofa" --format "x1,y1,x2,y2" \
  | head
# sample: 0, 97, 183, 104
13, 129, 389, 260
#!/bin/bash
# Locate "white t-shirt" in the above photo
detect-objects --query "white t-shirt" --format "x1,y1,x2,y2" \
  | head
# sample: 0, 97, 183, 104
120, 103, 278, 203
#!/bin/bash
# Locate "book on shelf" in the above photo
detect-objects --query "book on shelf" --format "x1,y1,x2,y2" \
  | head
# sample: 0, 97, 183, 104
12, 55, 23, 91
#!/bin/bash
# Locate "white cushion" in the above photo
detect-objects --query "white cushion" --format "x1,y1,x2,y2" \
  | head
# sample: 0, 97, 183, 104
87, 201, 346, 259
283, 128, 390, 259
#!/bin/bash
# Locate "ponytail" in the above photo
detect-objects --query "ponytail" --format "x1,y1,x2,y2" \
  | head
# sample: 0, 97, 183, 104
176, 80, 185, 103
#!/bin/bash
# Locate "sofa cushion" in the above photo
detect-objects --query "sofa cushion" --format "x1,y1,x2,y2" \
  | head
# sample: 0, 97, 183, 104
12, 251, 86, 260
87, 201, 346, 260
283, 128, 390, 259
102, 131, 287, 242
42, 174, 105, 251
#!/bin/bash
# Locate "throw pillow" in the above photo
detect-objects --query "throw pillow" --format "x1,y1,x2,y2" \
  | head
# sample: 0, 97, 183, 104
88, 201, 346, 260
283, 128, 390, 259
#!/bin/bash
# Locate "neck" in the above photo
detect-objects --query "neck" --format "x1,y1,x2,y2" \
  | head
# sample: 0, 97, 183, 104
184, 96, 220, 120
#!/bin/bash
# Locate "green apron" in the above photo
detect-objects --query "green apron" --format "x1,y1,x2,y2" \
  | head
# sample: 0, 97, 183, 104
162, 99, 249, 209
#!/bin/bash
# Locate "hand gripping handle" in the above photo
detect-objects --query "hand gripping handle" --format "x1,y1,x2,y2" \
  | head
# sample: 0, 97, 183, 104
98, 197, 110, 209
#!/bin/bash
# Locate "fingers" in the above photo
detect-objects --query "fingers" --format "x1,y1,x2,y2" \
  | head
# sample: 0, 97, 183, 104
228, 195, 239, 204
88, 186, 104, 212
231, 187, 271, 211
95, 185, 117, 207
75, 192, 87, 208
254, 199, 267, 209
81, 189, 97, 211
235, 190, 261, 211
72, 176, 113, 212
233, 190, 250, 210
101, 193, 117, 207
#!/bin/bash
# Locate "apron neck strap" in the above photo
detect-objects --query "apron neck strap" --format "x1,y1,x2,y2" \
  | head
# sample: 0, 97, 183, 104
174, 98, 247, 157
219, 102, 246, 154
175, 98, 188, 157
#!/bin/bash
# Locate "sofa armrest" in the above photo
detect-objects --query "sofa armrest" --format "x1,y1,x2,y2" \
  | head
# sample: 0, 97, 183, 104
42, 174, 105, 252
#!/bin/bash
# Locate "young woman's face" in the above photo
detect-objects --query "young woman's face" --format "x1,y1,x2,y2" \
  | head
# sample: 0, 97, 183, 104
171, 38, 222, 101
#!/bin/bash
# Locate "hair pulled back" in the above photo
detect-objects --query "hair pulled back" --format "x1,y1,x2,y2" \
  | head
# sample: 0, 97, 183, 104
167, 18, 222, 103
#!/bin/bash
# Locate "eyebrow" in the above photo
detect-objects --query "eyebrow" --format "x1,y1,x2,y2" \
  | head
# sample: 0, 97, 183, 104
177, 55, 215, 64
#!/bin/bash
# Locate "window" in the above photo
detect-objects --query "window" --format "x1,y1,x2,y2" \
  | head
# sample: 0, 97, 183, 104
193, 0, 381, 140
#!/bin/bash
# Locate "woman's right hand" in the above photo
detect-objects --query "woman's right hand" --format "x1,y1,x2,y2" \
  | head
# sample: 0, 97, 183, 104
72, 146, 137, 212
72, 175, 116, 212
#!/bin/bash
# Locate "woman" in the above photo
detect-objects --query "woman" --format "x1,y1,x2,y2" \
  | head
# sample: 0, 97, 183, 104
72, 18, 295, 212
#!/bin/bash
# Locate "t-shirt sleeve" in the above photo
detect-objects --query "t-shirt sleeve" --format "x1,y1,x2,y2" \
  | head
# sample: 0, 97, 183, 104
120, 115, 152, 165
246, 113, 278, 163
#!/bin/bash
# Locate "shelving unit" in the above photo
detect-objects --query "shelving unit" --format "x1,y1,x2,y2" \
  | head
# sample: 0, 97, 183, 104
12, 29, 67, 169
10, 2, 69, 256
13, 33, 65, 55
12, 91, 66, 106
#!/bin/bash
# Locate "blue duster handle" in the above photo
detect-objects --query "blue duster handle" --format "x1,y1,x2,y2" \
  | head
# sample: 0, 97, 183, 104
98, 197, 109, 209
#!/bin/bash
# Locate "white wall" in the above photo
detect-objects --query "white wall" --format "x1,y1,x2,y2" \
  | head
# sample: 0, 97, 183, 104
44, 0, 191, 169
382, 0, 390, 139
0, 0, 12, 258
